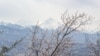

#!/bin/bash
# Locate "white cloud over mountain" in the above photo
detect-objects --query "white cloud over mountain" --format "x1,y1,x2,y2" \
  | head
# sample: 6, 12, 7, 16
0, 0, 100, 31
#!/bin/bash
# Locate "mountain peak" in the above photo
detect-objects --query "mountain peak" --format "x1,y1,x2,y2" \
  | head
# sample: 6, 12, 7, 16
40, 18, 59, 29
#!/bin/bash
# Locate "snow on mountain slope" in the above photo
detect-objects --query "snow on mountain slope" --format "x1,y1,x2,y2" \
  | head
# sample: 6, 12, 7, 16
40, 18, 59, 29
0, 24, 30, 46
0, 22, 98, 44
0, 22, 99, 56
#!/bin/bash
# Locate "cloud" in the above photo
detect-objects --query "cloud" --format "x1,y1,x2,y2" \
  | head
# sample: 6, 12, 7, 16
0, 0, 33, 21
0, 0, 100, 29
0, 0, 65, 25
70, 0, 97, 7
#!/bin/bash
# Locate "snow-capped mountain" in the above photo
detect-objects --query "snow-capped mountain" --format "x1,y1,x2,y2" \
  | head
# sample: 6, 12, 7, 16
0, 22, 99, 56
0, 22, 98, 44
40, 18, 59, 29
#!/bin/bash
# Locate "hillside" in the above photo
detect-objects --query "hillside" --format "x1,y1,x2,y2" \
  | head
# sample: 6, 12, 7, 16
0, 23, 99, 56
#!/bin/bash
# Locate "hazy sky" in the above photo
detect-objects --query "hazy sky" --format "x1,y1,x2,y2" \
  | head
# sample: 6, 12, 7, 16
0, 0, 100, 31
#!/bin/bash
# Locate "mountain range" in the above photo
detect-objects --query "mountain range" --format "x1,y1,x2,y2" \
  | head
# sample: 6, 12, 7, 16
0, 21, 99, 56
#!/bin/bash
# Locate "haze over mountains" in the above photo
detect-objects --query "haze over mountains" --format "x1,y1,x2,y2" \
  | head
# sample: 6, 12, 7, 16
0, 0, 100, 56
0, 20, 98, 44
0, 20, 99, 56
40, 18, 59, 29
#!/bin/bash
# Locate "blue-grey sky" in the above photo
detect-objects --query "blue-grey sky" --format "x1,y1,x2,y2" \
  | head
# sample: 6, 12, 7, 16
0, 0, 100, 31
